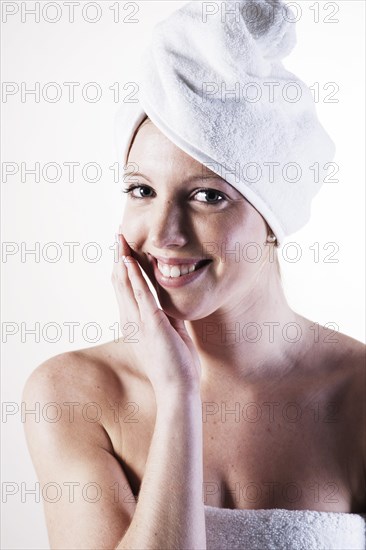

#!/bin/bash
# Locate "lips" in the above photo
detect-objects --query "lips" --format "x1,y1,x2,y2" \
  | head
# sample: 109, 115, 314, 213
150, 255, 212, 288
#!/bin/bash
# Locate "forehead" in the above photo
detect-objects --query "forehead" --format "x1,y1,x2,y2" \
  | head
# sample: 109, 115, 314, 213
128, 120, 233, 184
130, 121, 206, 166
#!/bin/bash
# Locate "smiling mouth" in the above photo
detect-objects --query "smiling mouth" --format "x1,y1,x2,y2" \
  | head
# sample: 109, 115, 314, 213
154, 258, 211, 278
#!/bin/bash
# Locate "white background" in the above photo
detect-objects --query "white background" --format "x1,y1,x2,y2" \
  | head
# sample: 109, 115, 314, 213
1, 1, 365, 548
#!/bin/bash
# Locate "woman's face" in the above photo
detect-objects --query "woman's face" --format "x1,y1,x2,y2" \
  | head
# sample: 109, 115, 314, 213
120, 120, 270, 320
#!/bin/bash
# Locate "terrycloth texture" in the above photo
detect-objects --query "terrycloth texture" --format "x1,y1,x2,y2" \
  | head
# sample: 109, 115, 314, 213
114, 0, 336, 245
204, 505, 366, 549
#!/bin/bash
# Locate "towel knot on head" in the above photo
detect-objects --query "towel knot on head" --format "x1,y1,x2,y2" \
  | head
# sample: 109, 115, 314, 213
114, 0, 336, 246
243, 0, 297, 60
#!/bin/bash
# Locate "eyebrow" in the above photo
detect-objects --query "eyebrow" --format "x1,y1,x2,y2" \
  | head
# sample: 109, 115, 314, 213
123, 171, 227, 185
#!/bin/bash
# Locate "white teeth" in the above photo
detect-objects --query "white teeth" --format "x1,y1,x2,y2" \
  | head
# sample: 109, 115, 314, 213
157, 261, 199, 278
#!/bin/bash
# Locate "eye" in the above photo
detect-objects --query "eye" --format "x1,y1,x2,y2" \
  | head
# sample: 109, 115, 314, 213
122, 184, 227, 205
122, 184, 154, 199
193, 188, 226, 204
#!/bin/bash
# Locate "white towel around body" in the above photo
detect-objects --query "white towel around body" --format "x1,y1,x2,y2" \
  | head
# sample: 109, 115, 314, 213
204, 505, 366, 549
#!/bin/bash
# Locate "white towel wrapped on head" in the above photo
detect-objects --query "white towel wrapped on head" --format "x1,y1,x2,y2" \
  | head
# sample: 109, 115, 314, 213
114, 0, 336, 245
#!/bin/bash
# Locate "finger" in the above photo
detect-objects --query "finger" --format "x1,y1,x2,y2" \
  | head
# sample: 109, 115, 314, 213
166, 314, 186, 334
118, 231, 133, 257
112, 234, 140, 324
112, 233, 129, 285
122, 254, 164, 325
166, 315, 191, 342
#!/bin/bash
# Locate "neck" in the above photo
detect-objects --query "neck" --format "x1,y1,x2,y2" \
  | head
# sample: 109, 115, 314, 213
185, 264, 308, 390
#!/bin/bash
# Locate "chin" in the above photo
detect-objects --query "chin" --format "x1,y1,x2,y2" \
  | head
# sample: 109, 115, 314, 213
158, 296, 210, 322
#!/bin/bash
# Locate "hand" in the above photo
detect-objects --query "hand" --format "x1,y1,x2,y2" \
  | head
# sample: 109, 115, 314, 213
111, 231, 202, 398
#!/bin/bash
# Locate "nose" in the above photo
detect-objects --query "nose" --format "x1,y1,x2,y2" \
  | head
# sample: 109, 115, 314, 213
150, 201, 189, 249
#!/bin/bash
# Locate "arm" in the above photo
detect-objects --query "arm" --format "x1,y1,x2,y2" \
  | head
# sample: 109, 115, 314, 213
118, 390, 205, 550
22, 360, 135, 550
23, 359, 206, 550
111, 234, 207, 548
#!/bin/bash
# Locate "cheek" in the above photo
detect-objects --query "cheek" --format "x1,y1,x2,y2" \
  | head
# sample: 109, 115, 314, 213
226, 206, 267, 244
120, 211, 148, 252
215, 211, 267, 269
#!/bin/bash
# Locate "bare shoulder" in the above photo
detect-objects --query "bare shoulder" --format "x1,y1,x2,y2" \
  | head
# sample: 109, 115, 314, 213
334, 330, 366, 505
298, 315, 365, 376
314, 322, 365, 394
327, 328, 365, 385
21, 339, 139, 474
304, 322, 366, 506
22, 340, 132, 424
298, 316, 365, 425
331, 329, 365, 410
24, 339, 131, 386
21, 342, 139, 549
312, 323, 365, 454
335, 331, 366, 458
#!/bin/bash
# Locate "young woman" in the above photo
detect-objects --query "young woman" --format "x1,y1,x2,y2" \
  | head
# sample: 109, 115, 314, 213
23, 1, 366, 549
